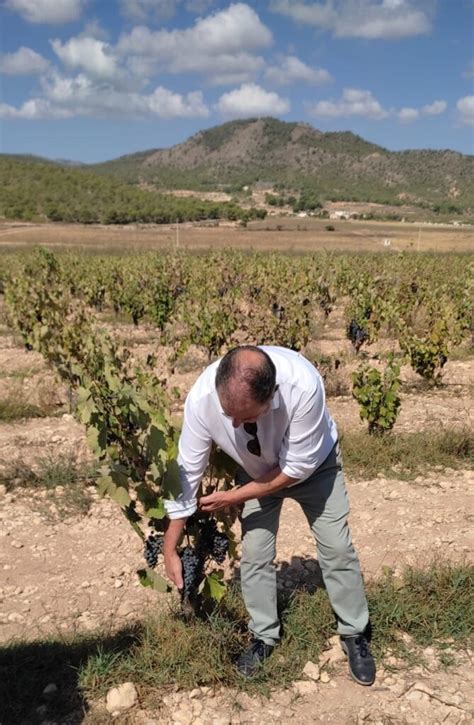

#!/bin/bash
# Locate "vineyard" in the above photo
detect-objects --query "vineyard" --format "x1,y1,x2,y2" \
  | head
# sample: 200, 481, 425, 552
0, 245, 473, 723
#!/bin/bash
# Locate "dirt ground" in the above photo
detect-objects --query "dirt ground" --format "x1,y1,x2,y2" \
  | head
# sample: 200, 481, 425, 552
0, 217, 472, 254
0, 298, 473, 724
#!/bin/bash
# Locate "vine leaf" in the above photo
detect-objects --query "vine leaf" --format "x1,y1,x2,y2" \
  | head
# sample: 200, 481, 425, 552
201, 571, 226, 602
137, 568, 170, 592
110, 486, 131, 507
145, 498, 166, 519
147, 425, 167, 459
162, 460, 182, 500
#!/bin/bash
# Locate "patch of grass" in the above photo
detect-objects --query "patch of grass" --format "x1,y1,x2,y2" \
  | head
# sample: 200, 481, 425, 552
341, 428, 473, 480
368, 562, 473, 661
76, 561, 473, 705
0, 562, 471, 722
1, 455, 96, 516
0, 398, 51, 421
448, 344, 474, 362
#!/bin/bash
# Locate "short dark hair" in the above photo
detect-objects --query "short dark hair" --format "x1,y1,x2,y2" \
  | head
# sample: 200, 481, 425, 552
215, 346, 276, 404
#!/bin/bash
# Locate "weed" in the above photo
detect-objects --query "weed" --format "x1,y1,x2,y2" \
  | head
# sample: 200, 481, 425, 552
340, 428, 473, 480
0, 562, 471, 722
0, 398, 50, 422
75, 561, 473, 702
0, 454, 96, 516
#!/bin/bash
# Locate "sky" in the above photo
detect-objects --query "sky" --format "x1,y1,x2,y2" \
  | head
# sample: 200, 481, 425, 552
0, 0, 473, 163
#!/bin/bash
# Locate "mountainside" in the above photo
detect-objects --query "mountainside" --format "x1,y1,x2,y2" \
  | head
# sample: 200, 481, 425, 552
91, 118, 474, 211
0, 155, 257, 224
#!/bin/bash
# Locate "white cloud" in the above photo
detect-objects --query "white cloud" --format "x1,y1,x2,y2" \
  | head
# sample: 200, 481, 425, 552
421, 100, 447, 116
0, 99, 73, 119
270, 0, 432, 39
117, 3, 272, 83
50, 36, 119, 81
457, 95, 474, 125
308, 88, 389, 119
398, 107, 419, 122
216, 82, 289, 117
4, 0, 84, 24
0, 47, 50, 75
147, 88, 209, 117
265, 55, 332, 85
397, 100, 447, 122
1, 68, 210, 120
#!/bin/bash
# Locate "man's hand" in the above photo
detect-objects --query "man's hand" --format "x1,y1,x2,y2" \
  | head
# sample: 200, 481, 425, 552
164, 549, 183, 589
199, 490, 234, 512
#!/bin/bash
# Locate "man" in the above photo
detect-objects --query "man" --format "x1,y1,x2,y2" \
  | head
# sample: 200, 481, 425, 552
164, 345, 375, 685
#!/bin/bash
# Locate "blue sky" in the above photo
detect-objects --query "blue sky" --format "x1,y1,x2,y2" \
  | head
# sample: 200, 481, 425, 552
1, 0, 473, 162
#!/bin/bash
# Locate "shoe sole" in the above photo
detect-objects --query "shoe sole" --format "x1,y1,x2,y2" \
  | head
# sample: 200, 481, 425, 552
341, 641, 375, 687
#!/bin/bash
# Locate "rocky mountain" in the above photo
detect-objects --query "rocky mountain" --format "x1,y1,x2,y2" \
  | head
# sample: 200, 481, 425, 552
90, 118, 474, 211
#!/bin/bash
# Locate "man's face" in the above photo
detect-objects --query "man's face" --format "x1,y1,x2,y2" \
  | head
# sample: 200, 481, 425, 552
218, 391, 271, 429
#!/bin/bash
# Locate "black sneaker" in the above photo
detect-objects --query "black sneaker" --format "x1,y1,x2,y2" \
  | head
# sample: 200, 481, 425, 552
236, 638, 274, 677
340, 635, 376, 686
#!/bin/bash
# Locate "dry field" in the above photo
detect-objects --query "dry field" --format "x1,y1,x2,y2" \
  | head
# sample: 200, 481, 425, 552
0, 217, 472, 254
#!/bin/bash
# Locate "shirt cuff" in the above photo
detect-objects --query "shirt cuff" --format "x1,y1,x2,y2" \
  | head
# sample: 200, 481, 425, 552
280, 462, 317, 482
164, 499, 197, 520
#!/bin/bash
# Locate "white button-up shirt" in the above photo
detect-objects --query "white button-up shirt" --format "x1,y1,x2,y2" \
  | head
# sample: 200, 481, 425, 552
164, 346, 338, 519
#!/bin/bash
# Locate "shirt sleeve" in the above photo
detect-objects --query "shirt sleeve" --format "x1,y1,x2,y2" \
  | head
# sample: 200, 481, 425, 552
164, 393, 213, 520
278, 379, 331, 481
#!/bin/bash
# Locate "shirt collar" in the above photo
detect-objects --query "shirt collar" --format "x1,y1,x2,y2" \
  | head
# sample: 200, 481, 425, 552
271, 387, 280, 409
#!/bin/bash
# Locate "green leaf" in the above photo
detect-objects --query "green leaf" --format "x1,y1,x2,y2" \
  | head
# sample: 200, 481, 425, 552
201, 571, 226, 602
145, 497, 166, 519
137, 569, 153, 588
96, 474, 112, 497
137, 568, 170, 592
76, 386, 91, 403
162, 460, 182, 500
78, 396, 97, 424
110, 466, 129, 487
148, 425, 166, 459
110, 486, 131, 507
86, 424, 107, 455
147, 461, 163, 483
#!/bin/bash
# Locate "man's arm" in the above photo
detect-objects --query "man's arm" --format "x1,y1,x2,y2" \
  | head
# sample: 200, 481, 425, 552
164, 392, 213, 520
199, 466, 298, 512
163, 518, 187, 589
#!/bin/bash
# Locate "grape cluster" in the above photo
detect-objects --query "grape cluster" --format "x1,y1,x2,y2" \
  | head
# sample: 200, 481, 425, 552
144, 532, 164, 569
177, 515, 230, 603
347, 319, 369, 352
180, 545, 201, 602
211, 532, 229, 564
198, 517, 230, 564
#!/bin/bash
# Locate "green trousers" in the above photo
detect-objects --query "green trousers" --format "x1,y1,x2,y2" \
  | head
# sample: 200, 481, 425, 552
238, 443, 369, 645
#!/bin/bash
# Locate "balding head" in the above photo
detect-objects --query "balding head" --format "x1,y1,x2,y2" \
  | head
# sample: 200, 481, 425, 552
215, 346, 276, 405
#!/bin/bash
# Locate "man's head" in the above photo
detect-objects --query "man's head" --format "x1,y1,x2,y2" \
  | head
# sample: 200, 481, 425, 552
215, 346, 277, 428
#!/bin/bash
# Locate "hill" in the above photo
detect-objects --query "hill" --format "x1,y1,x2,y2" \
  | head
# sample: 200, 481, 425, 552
91, 118, 474, 213
0, 155, 261, 224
